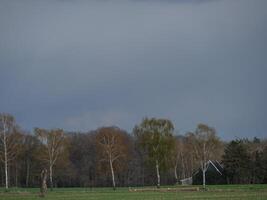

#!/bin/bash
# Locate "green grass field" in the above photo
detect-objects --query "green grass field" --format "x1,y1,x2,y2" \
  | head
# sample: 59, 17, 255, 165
0, 185, 267, 200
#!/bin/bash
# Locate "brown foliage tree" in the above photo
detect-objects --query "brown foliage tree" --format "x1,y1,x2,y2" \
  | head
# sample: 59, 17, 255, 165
95, 126, 130, 190
0, 113, 23, 189
35, 128, 67, 190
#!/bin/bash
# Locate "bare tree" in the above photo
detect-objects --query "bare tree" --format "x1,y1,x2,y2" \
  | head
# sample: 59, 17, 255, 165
187, 124, 222, 189
95, 127, 130, 190
21, 135, 40, 187
171, 137, 184, 183
35, 128, 66, 190
0, 113, 22, 190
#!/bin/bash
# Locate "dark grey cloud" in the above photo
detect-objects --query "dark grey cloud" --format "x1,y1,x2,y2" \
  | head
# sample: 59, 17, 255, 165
132, 0, 216, 3
0, 0, 267, 140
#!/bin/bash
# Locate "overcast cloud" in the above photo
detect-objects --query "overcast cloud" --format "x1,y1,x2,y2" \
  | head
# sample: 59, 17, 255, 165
0, 0, 266, 140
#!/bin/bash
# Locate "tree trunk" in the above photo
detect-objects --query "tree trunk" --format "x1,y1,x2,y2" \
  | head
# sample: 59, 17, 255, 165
190, 157, 194, 177
202, 168, 206, 190
202, 143, 206, 190
109, 159, 116, 190
174, 163, 178, 183
4, 138, 8, 190
49, 165, 53, 191
15, 163, 18, 187
181, 153, 186, 179
156, 160, 160, 188
40, 169, 47, 197
142, 164, 145, 187
4, 159, 8, 190
26, 159, 30, 187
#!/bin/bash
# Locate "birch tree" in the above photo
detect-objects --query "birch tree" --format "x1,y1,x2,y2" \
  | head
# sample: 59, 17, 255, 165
171, 137, 184, 183
134, 118, 175, 188
95, 127, 130, 190
35, 128, 66, 190
188, 124, 222, 189
0, 113, 22, 190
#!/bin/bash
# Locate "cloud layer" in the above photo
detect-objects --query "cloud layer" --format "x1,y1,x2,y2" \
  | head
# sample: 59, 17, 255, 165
0, 0, 267, 139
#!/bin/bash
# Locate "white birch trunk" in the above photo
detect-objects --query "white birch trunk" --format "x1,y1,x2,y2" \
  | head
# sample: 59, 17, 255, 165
4, 150, 8, 190
3, 123, 8, 190
49, 164, 53, 190
202, 168, 206, 189
40, 169, 48, 197
181, 153, 186, 179
156, 160, 160, 188
174, 162, 178, 183
109, 159, 116, 190
202, 143, 206, 190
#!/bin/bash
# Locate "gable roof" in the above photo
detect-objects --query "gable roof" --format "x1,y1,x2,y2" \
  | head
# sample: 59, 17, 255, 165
208, 160, 222, 175
193, 160, 223, 176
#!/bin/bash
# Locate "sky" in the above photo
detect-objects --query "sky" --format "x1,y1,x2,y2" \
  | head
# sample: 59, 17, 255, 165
0, 0, 266, 140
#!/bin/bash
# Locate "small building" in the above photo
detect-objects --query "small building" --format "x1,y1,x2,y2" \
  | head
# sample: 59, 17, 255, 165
180, 177, 192, 185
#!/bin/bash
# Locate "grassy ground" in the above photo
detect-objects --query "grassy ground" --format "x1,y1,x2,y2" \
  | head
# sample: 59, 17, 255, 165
0, 185, 266, 200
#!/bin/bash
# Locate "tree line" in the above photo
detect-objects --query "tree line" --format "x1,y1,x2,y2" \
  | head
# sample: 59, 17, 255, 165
0, 113, 266, 190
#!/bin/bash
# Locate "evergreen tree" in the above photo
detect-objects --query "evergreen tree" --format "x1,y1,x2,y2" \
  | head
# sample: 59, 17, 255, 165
222, 140, 251, 184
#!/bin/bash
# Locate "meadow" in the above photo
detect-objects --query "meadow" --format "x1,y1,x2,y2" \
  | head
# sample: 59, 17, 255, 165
0, 185, 267, 200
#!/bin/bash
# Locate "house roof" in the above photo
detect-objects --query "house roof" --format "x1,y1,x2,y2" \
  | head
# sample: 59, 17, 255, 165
208, 160, 222, 175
